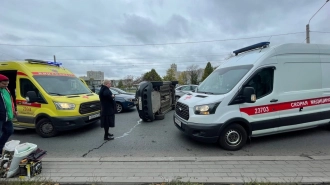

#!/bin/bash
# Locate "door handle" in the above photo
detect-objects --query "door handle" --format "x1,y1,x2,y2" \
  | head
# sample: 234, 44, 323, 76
270, 99, 278, 102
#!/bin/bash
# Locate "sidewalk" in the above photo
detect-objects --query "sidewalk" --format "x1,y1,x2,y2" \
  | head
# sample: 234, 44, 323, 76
31, 156, 330, 184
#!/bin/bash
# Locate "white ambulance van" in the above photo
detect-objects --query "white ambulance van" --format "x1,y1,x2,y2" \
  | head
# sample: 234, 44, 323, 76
174, 42, 330, 151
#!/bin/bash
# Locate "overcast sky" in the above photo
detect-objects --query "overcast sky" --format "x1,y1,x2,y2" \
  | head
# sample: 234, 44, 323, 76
0, 0, 329, 80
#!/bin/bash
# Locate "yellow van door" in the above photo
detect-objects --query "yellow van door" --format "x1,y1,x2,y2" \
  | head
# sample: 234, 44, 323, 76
16, 77, 43, 127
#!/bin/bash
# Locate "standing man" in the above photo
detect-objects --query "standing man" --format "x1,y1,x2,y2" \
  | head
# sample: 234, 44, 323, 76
0, 74, 16, 153
99, 80, 116, 140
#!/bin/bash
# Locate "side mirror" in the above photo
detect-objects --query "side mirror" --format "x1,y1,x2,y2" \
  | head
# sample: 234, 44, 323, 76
243, 87, 256, 103
26, 91, 38, 103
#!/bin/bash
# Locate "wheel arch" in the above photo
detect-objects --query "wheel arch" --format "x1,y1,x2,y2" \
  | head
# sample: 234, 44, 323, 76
218, 117, 252, 137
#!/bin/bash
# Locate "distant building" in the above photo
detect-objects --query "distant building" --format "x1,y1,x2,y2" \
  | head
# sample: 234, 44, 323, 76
79, 71, 104, 87
87, 71, 104, 86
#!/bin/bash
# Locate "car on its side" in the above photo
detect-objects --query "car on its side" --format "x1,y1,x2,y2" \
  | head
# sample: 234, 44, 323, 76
95, 87, 136, 113
175, 85, 198, 101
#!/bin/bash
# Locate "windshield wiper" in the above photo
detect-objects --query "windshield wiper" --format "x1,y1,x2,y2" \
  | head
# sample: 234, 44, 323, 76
48, 92, 65, 96
197, 91, 214, 94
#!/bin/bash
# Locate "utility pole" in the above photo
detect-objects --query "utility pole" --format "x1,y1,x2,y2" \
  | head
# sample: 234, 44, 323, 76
54, 55, 56, 62
306, 0, 329, 44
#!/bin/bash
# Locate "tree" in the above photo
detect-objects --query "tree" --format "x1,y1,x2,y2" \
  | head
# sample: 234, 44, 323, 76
186, 65, 201, 85
123, 75, 134, 89
163, 68, 177, 81
143, 69, 162, 81
117, 80, 124, 88
133, 74, 144, 85
201, 62, 214, 81
178, 71, 188, 85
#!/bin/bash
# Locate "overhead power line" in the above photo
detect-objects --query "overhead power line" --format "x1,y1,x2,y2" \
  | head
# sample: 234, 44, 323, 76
0, 31, 306, 48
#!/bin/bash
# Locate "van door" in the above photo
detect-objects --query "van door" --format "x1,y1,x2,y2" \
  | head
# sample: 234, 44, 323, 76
239, 66, 280, 136
320, 55, 330, 121
276, 54, 322, 132
16, 78, 46, 125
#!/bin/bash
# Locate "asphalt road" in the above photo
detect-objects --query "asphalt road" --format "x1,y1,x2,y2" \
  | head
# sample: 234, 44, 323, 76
10, 108, 330, 158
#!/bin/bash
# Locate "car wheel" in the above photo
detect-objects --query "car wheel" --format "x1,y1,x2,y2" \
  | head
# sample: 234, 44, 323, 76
218, 123, 247, 151
36, 118, 58, 138
116, 103, 123, 113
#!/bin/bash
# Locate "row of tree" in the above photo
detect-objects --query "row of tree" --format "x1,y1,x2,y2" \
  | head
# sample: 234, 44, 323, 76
116, 62, 216, 89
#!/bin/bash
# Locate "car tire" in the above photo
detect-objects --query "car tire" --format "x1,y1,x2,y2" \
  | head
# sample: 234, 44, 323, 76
155, 114, 165, 120
218, 123, 247, 151
116, 103, 123, 113
36, 118, 58, 138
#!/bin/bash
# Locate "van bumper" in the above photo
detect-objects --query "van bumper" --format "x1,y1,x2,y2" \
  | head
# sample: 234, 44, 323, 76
50, 112, 100, 131
173, 114, 222, 143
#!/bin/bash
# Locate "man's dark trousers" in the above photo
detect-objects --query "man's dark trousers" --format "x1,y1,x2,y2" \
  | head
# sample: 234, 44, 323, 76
0, 120, 14, 152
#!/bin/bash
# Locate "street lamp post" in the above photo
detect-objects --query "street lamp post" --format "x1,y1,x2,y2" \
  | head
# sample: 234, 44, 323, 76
306, 0, 329, 44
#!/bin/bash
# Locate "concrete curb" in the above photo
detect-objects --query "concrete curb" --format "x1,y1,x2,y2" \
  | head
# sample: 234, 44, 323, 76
42, 155, 330, 162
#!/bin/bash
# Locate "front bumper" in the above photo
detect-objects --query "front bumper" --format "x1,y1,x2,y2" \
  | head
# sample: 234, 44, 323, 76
122, 101, 135, 109
50, 112, 100, 131
173, 113, 223, 143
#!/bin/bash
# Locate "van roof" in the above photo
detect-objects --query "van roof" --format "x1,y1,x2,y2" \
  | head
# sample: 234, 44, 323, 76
0, 59, 74, 76
220, 42, 330, 69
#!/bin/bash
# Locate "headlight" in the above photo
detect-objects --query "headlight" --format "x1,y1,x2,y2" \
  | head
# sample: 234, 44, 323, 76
124, 97, 134, 102
54, 102, 76, 110
194, 102, 221, 115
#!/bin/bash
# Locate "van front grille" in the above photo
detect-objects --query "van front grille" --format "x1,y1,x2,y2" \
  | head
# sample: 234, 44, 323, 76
175, 102, 189, 120
79, 101, 101, 114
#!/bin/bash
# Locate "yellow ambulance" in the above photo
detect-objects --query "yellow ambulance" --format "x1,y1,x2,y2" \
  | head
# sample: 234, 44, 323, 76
0, 59, 101, 137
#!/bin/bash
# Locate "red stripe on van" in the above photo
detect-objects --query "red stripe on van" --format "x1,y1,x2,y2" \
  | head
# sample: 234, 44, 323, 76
17, 72, 27, 76
240, 96, 330, 115
16, 100, 41, 108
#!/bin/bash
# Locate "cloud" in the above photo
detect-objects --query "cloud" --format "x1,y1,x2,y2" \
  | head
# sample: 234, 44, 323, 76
0, 0, 329, 80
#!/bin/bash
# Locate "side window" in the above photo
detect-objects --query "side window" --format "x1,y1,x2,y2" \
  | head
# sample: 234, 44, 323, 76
181, 86, 190, 91
244, 68, 274, 99
20, 79, 45, 103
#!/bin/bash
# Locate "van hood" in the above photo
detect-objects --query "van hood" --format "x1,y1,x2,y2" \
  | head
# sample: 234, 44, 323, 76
178, 93, 226, 107
51, 93, 99, 104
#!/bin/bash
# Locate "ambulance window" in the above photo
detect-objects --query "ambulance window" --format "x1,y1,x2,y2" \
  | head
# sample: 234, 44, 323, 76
245, 68, 274, 99
20, 79, 45, 103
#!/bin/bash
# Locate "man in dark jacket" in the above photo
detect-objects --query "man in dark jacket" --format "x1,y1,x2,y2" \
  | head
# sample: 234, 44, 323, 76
99, 80, 116, 140
0, 74, 16, 153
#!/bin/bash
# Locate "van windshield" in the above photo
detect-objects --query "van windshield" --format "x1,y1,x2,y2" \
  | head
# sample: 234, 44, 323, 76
197, 65, 253, 95
34, 76, 92, 96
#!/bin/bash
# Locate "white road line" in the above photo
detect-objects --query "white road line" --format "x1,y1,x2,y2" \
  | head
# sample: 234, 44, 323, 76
115, 119, 142, 139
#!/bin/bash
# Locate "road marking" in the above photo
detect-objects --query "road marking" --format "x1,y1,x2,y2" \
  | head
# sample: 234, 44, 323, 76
115, 119, 142, 139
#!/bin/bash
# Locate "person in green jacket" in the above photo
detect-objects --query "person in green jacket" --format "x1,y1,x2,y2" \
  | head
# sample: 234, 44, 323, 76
0, 74, 17, 154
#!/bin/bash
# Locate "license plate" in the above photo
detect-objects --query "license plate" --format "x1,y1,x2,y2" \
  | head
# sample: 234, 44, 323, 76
175, 117, 181, 127
89, 113, 100, 120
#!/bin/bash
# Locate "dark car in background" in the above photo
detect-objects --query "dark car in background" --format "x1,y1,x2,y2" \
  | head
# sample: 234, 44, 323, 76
95, 87, 136, 113
110, 87, 135, 95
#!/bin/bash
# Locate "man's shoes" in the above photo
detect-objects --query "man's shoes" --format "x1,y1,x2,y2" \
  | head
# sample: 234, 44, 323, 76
107, 133, 114, 137
104, 136, 114, 140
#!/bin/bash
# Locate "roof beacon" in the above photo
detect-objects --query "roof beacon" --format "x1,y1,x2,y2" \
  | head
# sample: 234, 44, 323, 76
233, 42, 270, 56
25, 59, 62, 67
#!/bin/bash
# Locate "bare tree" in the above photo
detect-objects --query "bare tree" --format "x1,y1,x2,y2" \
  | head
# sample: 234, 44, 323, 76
123, 75, 134, 89
186, 64, 201, 85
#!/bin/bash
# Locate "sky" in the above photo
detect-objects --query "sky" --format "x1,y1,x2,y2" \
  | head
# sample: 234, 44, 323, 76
0, 0, 329, 80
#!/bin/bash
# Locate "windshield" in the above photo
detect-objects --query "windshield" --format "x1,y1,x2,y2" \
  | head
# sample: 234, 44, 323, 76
110, 89, 119, 95
198, 65, 253, 95
34, 76, 92, 96
112, 88, 126, 93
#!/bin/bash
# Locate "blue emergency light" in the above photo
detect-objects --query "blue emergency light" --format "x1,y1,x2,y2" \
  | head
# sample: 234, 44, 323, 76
47, 61, 62, 67
233, 42, 270, 56
25, 59, 62, 67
